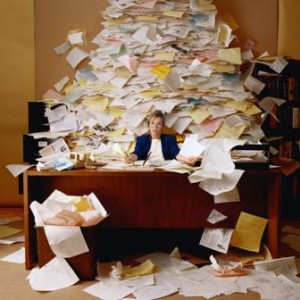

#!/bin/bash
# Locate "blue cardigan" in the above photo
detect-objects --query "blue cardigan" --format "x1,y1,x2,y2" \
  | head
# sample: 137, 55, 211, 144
132, 134, 180, 160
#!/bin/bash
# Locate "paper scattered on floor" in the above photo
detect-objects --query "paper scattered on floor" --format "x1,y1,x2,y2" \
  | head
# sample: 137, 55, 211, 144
0, 247, 25, 264
83, 251, 300, 300
28, 257, 79, 291
0, 216, 23, 225
0, 226, 23, 239
0, 235, 25, 245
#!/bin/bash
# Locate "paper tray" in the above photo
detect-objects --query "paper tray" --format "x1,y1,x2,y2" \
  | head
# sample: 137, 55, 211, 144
231, 144, 270, 170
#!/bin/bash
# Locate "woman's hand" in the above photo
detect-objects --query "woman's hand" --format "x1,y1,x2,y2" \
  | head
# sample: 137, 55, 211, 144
123, 153, 137, 164
176, 154, 199, 166
186, 156, 199, 166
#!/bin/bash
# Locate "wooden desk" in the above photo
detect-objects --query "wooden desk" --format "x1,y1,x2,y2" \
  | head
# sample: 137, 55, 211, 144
23, 168, 281, 269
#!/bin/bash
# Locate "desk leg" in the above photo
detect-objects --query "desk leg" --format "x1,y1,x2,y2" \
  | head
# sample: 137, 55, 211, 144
23, 172, 34, 269
267, 173, 281, 258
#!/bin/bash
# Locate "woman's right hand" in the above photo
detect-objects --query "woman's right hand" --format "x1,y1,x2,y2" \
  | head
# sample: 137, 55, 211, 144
123, 154, 136, 164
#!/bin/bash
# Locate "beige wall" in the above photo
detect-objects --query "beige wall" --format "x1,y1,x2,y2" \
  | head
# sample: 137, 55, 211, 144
214, 0, 278, 57
35, 0, 107, 98
0, 0, 35, 207
278, 0, 300, 59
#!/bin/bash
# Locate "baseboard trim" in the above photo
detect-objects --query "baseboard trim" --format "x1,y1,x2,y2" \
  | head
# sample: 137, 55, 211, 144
0, 207, 24, 218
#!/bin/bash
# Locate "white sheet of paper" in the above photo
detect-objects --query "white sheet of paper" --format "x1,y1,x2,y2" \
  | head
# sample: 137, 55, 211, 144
133, 284, 178, 300
65, 46, 89, 69
0, 235, 25, 245
39, 138, 70, 157
270, 57, 288, 73
179, 136, 206, 157
54, 41, 70, 55
68, 32, 84, 45
28, 257, 79, 291
54, 76, 70, 92
45, 105, 68, 123
199, 228, 234, 254
171, 116, 192, 134
200, 169, 244, 196
44, 225, 89, 258
214, 187, 241, 203
122, 111, 146, 127
153, 99, 184, 113
244, 75, 265, 94
0, 247, 25, 264
254, 256, 298, 275
207, 209, 227, 224
201, 144, 235, 174
49, 112, 78, 132
84, 281, 134, 300
188, 168, 222, 183
5, 164, 34, 177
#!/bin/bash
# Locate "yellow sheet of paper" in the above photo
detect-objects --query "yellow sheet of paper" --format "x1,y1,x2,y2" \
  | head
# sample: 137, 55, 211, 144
210, 63, 235, 73
217, 23, 231, 45
93, 84, 116, 93
109, 106, 125, 118
214, 123, 246, 139
140, 88, 162, 98
151, 64, 171, 79
244, 104, 262, 116
226, 99, 250, 113
230, 212, 268, 253
106, 127, 126, 138
181, 83, 198, 90
219, 11, 239, 31
71, 196, 93, 212
73, 130, 94, 138
63, 84, 76, 94
123, 259, 156, 277
189, 107, 211, 124
106, 17, 131, 25
82, 96, 108, 112
78, 78, 88, 86
154, 51, 176, 62
163, 10, 184, 18
199, 0, 216, 10
0, 226, 23, 239
218, 48, 242, 65
226, 99, 262, 116
127, 142, 135, 153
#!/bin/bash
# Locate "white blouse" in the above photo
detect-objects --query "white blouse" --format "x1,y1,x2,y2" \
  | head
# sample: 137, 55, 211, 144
149, 139, 164, 161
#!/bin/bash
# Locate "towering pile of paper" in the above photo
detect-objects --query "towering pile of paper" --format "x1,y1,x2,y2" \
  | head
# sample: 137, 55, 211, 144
37, 0, 263, 159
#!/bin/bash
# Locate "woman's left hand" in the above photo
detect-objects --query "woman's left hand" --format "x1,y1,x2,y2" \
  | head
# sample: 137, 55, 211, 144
186, 156, 199, 166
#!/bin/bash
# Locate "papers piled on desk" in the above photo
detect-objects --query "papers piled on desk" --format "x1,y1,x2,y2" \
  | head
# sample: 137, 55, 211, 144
30, 0, 267, 165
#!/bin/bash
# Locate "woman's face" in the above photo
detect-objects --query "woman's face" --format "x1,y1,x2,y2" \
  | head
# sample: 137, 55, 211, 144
149, 116, 163, 139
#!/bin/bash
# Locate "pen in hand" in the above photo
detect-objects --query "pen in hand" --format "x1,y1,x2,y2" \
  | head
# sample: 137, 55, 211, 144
124, 151, 135, 165
142, 151, 152, 167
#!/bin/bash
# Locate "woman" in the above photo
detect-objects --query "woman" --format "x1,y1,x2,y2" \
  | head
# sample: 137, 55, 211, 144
123, 110, 198, 165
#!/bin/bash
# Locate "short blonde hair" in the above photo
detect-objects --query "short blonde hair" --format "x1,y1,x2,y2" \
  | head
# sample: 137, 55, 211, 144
148, 110, 165, 126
